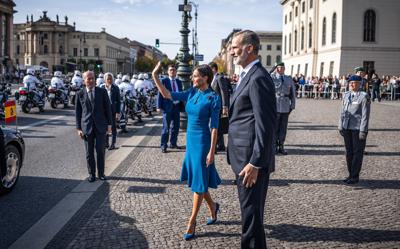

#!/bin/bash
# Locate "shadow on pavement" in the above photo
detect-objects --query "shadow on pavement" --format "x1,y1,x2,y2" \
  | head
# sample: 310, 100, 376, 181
269, 179, 400, 190
287, 144, 378, 148
284, 148, 399, 156
288, 125, 337, 131
265, 223, 400, 243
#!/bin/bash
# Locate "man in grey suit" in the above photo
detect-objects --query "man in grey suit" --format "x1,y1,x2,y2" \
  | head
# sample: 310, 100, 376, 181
76, 71, 112, 182
338, 75, 371, 184
228, 30, 277, 249
270, 62, 296, 155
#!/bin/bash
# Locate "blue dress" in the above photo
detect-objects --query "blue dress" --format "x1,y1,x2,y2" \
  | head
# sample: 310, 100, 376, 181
171, 87, 222, 193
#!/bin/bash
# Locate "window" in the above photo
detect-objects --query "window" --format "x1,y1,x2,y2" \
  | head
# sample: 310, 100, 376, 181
363, 9, 376, 42
329, 61, 334, 76
320, 62, 324, 77
285, 15, 287, 24
294, 30, 298, 52
43, 33, 48, 39
322, 17, 326, 46
363, 61, 375, 74
309, 22, 312, 48
16, 45, 20, 54
26, 58, 29, 65
302, 1, 305, 13
284, 36, 287, 54
332, 13, 337, 44
94, 48, 100, 57
291, 65, 294, 75
289, 33, 292, 53
73, 47, 78, 56
301, 26, 305, 50
59, 45, 63, 54
289, 11, 292, 21
16, 34, 20, 40
309, 0, 313, 8
277, 45, 281, 51
267, 44, 272, 50
44, 45, 48, 54
276, 55, 281, 63
60, 59, 65, 65
266, 55, 271, 66
84, 48, 88, 56
304, 63, 308, 76
259, 44, 262, 50
295, 6, 298, 17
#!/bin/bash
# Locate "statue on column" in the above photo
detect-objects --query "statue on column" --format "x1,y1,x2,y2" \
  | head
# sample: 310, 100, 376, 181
56, 14, 59, 24
31, 14, 33, 23
65, 16, 68, 25
26, 15, 29, 23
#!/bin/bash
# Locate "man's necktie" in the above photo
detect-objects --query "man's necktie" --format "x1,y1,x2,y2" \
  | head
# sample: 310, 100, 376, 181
280, 75, 284, 84
172, 79, 177, 92
237, 71, 246, 88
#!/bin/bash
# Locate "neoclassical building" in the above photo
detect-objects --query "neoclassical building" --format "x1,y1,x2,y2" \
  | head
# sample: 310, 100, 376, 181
218, 29, 282, 75
14, 11, 135, 74
0, 0, 16, 74
281, 0, 400, 77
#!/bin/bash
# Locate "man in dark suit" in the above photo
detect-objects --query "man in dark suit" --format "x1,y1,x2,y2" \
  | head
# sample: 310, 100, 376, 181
228, 30, 277, 249
76, 71, 112, 182
102, 73, 121, 150
209, 62, 231, 152
157, 64, 183, 153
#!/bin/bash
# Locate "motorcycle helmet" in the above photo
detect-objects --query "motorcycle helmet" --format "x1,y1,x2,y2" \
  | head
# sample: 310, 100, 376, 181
54, 71, 62, 77
138, 73, 144, 80
122, 75, 130, 82
144, 73, 149, 80
74, 70, 82, 77
133, 74, 138, 79
98, 73, 104, 78
27, 68, 35, 75
117, 73, 123, 79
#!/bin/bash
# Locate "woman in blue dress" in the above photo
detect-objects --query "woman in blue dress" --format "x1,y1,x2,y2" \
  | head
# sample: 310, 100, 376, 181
152, 62, 222, 240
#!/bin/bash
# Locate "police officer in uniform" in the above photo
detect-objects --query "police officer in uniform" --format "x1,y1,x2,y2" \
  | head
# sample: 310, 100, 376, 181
118, 75, 135, 133
271, 62, 296, 155
338, 75, 371, 184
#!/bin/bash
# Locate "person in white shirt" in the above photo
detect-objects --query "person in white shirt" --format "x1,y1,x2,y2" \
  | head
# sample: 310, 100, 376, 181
115, 73, 123, 86
96, 73, 104, 87
51, 71, 68, 103
22, 68, 45, 105
71, 70, 83, 88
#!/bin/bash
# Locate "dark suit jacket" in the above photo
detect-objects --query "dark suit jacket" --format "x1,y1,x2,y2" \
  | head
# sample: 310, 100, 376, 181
75, 87, 112, 135
157, 77, 183, 112
101, 84, 121, 114
211, 73, 230, 108
227, 62, 277, 175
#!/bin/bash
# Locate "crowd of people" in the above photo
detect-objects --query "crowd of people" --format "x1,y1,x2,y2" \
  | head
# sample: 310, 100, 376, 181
290, 72, 400, 101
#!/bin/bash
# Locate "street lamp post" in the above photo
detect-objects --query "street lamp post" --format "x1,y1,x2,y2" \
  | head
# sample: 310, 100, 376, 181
177, 0, 193, 130
189, 1, 199, 66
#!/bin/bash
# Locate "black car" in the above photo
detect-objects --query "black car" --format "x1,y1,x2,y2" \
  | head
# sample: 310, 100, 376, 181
0, 127, 25, 195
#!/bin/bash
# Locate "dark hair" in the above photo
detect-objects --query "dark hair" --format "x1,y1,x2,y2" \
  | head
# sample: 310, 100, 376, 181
167, 64, 176, 70
233, 30, 260, 55
209, 62, 218, 71
194, 64, 213, 85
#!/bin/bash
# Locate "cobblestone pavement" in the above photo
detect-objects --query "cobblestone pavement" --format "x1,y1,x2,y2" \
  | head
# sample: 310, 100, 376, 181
47, 99, 400, 249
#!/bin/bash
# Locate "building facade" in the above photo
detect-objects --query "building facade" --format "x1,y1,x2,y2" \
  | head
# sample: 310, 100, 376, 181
14, 11, 131, 74
281, 0, 400, 77
218, 29, 282, 75
0, 0, 16, 74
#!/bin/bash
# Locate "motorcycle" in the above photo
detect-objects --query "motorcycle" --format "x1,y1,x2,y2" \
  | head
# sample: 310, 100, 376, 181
124, 91, 142, 123
137, 89, 152, 117
147, 88, 158, 112
68, 85, 81, 105
48, 87, 69, 109
18, 87, 45, 113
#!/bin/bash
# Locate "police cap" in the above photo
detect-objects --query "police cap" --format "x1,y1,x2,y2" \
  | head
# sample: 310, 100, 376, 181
348, 75, 362, 82
275, 62, 285, 67
354, 66, 365, 73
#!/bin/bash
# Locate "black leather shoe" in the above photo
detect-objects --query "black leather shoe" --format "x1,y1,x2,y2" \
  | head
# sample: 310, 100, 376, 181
343, 177, 351, 183
87, 175, 96, 182
232, 179, 237, 185
109, 144, 117, 150
105, 144, 110, 149
346, 178, 359, 184
170, 145, 182, 149
161, 148, 167, 153
98, 175, 107, 181
279, 145, 288, 155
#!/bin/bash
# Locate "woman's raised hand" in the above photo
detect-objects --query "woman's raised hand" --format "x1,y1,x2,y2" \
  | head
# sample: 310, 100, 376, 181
152, 61, 162, 76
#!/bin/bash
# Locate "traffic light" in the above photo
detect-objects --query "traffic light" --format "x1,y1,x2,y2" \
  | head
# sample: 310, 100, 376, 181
155, 39, 160, 48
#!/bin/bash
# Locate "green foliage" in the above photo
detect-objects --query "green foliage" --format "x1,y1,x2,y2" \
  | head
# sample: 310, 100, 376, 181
135, 57, 157, 72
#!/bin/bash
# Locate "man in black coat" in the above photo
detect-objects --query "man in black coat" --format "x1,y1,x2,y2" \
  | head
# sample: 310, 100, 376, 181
228, 30, 277, 249
76, 71, 112, 182
209, 62, 231, 152
102, 73, 121, 150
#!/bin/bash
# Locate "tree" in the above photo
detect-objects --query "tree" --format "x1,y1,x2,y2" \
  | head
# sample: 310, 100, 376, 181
212, 57, 227, 74
135, 57, 157, 72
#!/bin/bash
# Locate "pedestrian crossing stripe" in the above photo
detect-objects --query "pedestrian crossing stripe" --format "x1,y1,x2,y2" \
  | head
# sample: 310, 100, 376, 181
4, 100, 17, 123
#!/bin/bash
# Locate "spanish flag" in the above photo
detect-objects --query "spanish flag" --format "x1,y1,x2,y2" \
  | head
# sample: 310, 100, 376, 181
5, 100, 17, 123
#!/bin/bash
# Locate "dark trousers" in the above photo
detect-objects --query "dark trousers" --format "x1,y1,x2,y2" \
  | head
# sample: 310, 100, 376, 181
84, 128, 106, 177
0, 128, 5, 178
161, 105, 180, 148
107, 114, 117, 146
371, 88, 381, 102
236, 169, 269, 249
343, 129, 366, 180
217, 111, 225, 149
276, 112, 289, 145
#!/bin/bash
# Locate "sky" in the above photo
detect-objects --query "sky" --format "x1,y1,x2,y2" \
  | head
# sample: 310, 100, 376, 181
14, 0, 283, 63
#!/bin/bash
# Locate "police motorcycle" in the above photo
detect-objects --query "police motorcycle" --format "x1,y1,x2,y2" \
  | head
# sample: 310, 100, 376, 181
147, 88, 158, 112
124, 90, 142, 123
18, 68, 46, 113
69, 70, 83, 105
136, 88, 152, 117
48, 71, 69, 109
